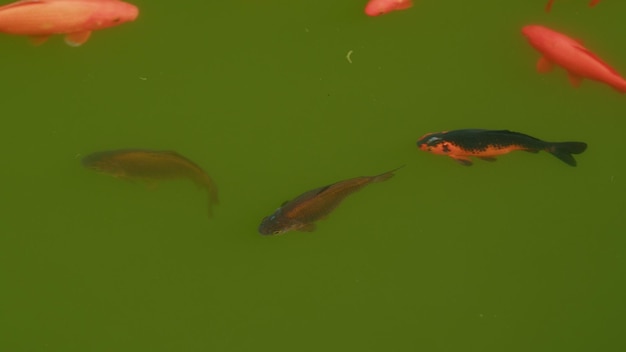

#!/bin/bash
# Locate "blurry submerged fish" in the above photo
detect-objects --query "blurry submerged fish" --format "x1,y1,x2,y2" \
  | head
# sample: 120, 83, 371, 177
364, 0, 412, 17
258, 167, 402, 236
522, 25, 626, 93
0, 0, 139, 46
82, 149, 218, 217
417, 129, 587, 166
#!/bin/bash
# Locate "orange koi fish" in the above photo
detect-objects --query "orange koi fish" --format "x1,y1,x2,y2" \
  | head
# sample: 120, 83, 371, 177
545, 0, 601, 13
82, 149, 218, 217
417, 129, 587, 166
522, 25, 626, 93
364, 0, 412, 17
258, 167, 402, 235
0, 0, 138, 46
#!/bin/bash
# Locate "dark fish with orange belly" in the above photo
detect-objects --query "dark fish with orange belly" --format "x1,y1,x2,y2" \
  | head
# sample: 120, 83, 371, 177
82, 149, 218, 217
417, 129, 587, 166
259, 167, 402, 235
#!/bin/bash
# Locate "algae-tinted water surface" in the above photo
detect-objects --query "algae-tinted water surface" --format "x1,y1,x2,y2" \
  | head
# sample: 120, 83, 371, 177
1, 1, 625, 351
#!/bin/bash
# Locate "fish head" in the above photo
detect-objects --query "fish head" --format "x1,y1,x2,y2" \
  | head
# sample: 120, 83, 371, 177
521, 25, 553, 48
417, 132, 449, 154
90, 1, 139, 29
258, 210, 294, 236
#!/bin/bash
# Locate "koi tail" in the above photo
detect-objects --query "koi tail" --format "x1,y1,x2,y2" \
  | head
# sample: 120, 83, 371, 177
194, 174, 219, 218
546, 142, 587, 166
371, 165, 405, 182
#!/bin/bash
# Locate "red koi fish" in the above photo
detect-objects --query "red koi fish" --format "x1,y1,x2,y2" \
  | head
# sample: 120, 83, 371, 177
258, 167, 402, 235
417, 129, 587, 166
545, 0, 601, 13
364, 0, 412, 17
522, 25, 626, 93
0, 0, 139, 46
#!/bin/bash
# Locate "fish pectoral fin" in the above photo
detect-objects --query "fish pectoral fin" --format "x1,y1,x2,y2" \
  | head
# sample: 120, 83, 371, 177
536, 56, 554, 73
65, 31, 92, 47
450, 156, 473, 166
477, 156, 497, 162
567, 71, 583, 87
298, 223, 317, 232
29, 36, 49, 46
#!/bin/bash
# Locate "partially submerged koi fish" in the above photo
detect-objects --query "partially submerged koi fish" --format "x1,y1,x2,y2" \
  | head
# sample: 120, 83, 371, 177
522, 25, 626, 93
82, 149, 218, 217
258, 167, 402, 235
0, 0, 139, 46
417, 129, 587, 166
364, 0, 412, 17
545, 0, 601, 13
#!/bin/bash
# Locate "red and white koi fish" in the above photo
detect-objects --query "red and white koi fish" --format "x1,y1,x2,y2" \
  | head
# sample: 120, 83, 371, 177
0, 0, 139, 46
364, 0, 412, 17
545, 0, 602, 13
522, 25, 626, 93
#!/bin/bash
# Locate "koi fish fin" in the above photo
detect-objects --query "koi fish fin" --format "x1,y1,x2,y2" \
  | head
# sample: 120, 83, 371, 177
29, 36, 49, 46
546, 142, 587, 167
477, 157, 497, 162
451, 156, 472, 166
589, 0, 601, 7
536, 57, 554, 73
298, 223, 316, 232
65, 31, 91, 47
545, 0, 555, 13
567, 71, 583, 87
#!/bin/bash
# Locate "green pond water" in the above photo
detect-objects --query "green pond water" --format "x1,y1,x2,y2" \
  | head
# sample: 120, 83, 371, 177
1, 0, 625, 351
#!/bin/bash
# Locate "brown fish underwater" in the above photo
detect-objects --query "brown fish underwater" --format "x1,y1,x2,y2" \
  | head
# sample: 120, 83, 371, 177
258, 166, 403, 235
82, 149, 218, 217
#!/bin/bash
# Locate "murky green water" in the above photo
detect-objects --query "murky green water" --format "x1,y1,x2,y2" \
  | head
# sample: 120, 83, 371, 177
2, 1, 625, 351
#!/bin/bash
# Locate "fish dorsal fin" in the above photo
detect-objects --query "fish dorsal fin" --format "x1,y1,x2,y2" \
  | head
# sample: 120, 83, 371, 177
575, 45, 621, 76
315, 184, 332, 195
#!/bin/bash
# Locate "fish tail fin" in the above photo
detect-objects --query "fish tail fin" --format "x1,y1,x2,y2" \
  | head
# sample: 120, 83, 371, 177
546, 142, 587, 166
195, 175, 218, 218
372, 165, 405, 182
